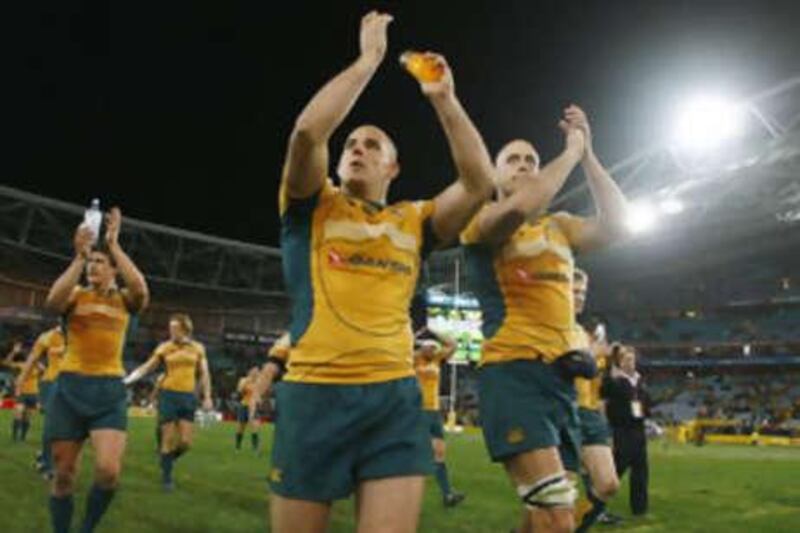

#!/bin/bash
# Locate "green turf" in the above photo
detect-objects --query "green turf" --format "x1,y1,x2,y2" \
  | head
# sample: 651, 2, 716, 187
1, 410, 799, 532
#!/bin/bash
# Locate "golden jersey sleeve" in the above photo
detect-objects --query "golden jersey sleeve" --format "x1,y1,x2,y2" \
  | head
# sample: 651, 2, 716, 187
281, 179, 436, 384
414, 356, 442, 411
28, 334, 48, 372
461, 211, 584, 365
41, 328, 66, 382
157, 340, 205, 393
60, 288, 131, 377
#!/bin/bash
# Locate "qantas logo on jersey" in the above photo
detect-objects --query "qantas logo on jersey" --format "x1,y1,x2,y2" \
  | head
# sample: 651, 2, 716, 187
514, 269, 570, 284
327, 248, 413, 275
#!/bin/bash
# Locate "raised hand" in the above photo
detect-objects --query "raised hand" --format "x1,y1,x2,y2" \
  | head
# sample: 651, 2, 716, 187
563, 104, 593, 155
419, 53, 455, 101
558, 117, 586, 159
359, 11, 393, 65
105, 207, 122, 249
74, 224, 93, 259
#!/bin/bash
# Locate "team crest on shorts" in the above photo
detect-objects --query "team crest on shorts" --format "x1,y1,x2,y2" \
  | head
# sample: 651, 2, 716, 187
506, 427, 525, 445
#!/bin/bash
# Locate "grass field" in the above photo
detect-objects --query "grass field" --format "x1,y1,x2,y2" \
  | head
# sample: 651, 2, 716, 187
1, 410, 799, 532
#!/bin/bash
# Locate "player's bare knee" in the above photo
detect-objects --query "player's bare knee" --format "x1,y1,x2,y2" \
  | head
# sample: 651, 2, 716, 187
434, 448, 446, 463
433, 440, 446, 462
95, 462, 122, 489
53, 465, 77, 495
596, 476, 620, 500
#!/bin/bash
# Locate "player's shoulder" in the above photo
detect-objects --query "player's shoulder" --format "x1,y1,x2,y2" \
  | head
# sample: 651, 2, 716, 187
36, 330, 52, 344
155, 341, 174, 354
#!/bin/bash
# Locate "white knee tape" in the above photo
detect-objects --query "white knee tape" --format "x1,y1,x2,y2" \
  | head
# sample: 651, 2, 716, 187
517, 473, 577, 509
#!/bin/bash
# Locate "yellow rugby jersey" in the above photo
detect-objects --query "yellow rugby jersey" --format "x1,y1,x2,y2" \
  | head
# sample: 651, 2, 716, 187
31, 328, 66, 383
60, 287, 131, 377
461, 209, 586, 365
414, 354, 445, 411
238, 377, 253, 406
574, 327, 609, 410
280, 179, 436, 384
154, 340, 206, 394
8, 361, 41, 395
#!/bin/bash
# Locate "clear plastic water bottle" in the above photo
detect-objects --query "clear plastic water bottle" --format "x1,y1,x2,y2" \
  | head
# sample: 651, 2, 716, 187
83, 198, 102, 244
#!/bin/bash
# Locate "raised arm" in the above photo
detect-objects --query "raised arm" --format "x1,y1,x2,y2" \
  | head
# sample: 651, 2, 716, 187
417, 55, 494, 246
561, 105, 629, 252
45, 226, 93, 314
105, 208, 149, 313
476, 123, 585, 247
3, 341, 23, 367
283, 11, 392, 200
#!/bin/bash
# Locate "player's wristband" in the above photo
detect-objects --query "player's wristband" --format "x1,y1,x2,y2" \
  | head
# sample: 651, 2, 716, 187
266, 356, 287, 381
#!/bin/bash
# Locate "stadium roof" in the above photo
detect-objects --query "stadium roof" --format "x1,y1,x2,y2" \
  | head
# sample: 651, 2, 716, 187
0, 184, 286, 300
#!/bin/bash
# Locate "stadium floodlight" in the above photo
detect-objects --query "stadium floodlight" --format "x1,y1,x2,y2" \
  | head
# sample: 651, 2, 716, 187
626, 200, 658, 234
672, 94, 746, 151
660, 197, 684, 215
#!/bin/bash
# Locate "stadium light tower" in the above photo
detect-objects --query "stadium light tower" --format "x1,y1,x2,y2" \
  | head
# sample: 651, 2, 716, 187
672, 94, 746, 151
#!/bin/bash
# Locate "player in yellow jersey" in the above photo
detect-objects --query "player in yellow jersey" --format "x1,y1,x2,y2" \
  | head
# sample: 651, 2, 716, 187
124, 313, 213, 490
44, 207, 149, 533
271, 10, 494, 532
461, 106, 628, 533
564, 268, 620, 532
14, 322, 66, 477
413, 329, 465, 507
4, 340, 41, 443
235, 366, 261, 452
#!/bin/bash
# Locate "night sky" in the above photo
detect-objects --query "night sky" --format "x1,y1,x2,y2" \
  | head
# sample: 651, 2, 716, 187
5, 1, 799, 247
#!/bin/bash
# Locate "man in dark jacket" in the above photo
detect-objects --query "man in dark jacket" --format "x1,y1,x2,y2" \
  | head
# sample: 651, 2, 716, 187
602, 344, 650, 516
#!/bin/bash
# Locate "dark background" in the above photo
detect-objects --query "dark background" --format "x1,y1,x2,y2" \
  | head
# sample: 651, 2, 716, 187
4, 0, 799, 247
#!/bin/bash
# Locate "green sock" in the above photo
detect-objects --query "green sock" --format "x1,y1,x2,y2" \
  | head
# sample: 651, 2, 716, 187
235, 432, 243, 449
160, 453, 174, 484
434, 462, 452, 497
251, 432, 260, 451
49, 495, 74, 533
80, 484, 116, 533
577, 487, 607, 533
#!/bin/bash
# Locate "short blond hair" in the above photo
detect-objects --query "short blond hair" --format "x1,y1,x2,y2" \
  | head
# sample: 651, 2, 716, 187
169, 313, 193, 335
